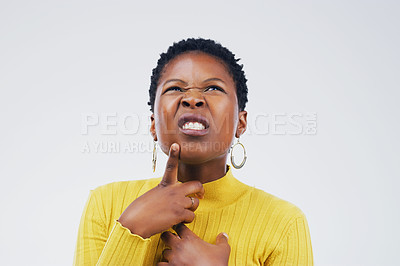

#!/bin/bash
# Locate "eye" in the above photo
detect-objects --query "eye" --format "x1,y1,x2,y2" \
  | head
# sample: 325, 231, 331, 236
204, 86, 225, 93
164, 86, 183, 93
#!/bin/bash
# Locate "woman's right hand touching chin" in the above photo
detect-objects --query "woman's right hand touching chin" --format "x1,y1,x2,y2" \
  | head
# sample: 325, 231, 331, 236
117, 143, 205, 239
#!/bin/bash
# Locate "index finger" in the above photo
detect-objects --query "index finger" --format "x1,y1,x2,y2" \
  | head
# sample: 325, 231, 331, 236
161, 231, 180, 247
174, 223, 197, 240
160, 143, 180, 186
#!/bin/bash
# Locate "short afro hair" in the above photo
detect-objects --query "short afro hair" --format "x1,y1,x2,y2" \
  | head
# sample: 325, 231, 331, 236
148, 38, 248, 112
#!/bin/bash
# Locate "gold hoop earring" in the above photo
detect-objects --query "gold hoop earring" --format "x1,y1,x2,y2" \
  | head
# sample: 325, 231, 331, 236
230, 138, 247, 169
152, 140, 157, 172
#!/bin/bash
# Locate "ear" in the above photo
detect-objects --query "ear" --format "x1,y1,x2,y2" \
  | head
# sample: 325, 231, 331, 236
235, 111, 247, 138
150, 114, 158, 141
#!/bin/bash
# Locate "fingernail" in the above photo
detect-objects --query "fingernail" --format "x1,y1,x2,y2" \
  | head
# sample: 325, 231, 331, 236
222, 232, 229, 240
171, 143, 178, 152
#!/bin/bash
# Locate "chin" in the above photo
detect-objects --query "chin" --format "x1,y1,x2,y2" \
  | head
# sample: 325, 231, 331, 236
179, 143, 227, 163
178, 150, 210, 164
158, 138, 228, 162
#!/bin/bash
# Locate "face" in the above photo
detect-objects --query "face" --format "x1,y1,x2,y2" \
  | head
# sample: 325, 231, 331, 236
150, 52, 247, 164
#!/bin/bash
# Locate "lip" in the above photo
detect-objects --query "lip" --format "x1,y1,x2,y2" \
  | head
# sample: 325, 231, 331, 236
178, 113, 210, 136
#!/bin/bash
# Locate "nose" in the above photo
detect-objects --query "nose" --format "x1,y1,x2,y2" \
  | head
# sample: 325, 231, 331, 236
181, 89, 205, 108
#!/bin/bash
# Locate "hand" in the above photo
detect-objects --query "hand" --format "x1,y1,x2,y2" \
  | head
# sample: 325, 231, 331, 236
158, 223, 230, 266
118, 143, 205, 239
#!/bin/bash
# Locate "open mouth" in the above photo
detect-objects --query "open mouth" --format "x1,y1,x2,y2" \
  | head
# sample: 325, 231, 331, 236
182, 121, 206, 130
178, 113, 209, 135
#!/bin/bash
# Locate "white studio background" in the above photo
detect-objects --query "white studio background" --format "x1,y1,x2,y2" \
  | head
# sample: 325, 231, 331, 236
0, 1, 399, 265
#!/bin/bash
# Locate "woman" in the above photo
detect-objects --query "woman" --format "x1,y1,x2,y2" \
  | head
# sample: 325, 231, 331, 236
74, 38, 313, 265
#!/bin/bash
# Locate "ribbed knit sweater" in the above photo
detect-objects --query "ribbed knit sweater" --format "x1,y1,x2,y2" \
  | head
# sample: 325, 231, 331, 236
73, 167, 313, 265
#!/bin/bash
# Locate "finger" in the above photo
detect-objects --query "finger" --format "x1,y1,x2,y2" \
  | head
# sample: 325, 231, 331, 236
184, 196, 199, 211
174, 223, 196, 239
160, 143, 180, 186
180, 180, 205, 199
162, 249, 173, 261
181, 209, 195, 224
216, 232, 230, 246
161, 231, 180, 248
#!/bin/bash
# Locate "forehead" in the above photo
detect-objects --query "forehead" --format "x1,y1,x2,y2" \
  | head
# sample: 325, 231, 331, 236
159, 52, 234, 84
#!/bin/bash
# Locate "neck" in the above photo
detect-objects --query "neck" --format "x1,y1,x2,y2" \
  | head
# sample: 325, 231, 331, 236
177, 154, 228, 184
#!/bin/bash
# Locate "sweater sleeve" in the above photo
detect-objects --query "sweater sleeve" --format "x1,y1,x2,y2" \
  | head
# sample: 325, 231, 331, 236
73, 189, 152, 265
265, 216, 314, 266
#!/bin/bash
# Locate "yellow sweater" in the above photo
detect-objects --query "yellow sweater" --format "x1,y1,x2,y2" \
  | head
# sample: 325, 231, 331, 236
74, 167, 313, 265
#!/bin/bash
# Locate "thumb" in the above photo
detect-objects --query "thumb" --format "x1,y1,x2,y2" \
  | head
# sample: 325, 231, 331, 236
216, 232, 229, 246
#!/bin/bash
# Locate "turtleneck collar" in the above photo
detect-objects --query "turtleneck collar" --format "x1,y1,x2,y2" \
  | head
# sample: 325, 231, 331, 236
196, 165, 251, 211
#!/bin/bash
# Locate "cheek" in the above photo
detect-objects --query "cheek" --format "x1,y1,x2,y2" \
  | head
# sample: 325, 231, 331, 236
208, 98, 238, 139
155, 98, 179, 127
154, 97, 181, 150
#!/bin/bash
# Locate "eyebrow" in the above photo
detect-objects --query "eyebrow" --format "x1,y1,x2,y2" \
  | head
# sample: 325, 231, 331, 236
203, 78, 226, 84
163, 77, 226, 86
164, 79, 188, 86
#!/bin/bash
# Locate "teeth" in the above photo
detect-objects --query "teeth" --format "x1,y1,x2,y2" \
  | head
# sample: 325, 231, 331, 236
183, 122, 205, 130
